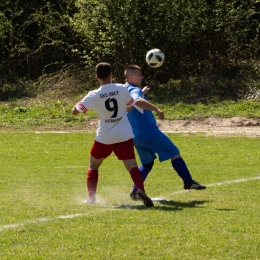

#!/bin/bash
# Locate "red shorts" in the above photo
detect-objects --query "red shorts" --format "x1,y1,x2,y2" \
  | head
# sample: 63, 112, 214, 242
90, 139, 136, 160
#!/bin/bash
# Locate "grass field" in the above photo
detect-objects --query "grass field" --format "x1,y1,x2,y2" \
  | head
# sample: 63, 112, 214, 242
0, 133, 259, 259
0, 97, 260, 130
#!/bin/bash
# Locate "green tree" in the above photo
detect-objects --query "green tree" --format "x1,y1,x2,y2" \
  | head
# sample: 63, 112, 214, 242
0, 1, 77, 78
1, 0, 259, 100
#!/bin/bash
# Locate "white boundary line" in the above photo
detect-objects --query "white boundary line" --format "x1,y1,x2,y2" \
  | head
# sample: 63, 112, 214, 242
175, 175, 260, 193
1, 175, 259, 232
155, 175, 260, 200
55, 166, 87, 168
0, 209, 115, 232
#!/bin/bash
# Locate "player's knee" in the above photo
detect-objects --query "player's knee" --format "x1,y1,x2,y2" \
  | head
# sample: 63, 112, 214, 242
89, 156, 103, 170
89, 165, 99, 171
123, 159, 138, 172
171, 153, 181, 161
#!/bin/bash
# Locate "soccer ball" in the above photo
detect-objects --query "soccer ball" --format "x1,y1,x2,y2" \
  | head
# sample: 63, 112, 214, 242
145, 48, 165, 68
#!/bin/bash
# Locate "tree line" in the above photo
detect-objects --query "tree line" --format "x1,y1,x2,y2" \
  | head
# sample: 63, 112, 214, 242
0, 0, 259, 101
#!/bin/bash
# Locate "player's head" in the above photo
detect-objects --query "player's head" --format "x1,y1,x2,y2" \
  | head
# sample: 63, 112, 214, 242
95, 62, 112, 80
124, 65, 143, 87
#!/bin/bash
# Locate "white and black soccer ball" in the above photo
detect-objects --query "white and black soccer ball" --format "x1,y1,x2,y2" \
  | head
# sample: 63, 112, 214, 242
145, 48, 165, 68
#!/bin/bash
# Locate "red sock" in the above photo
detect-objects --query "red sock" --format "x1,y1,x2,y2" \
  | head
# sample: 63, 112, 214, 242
129, 167, 144, 191
87, 169, 98, 201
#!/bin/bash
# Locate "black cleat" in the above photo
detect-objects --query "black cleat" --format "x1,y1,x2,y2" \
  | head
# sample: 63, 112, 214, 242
184, 180, 206, 190
137, 189, 154, 208
129, 188, 140, 201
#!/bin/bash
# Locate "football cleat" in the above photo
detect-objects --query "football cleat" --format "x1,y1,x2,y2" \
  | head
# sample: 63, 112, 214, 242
184, 180, 206, 190
129, 188, 140, 201
83, 198, 96, 204
137, 189, 154, 208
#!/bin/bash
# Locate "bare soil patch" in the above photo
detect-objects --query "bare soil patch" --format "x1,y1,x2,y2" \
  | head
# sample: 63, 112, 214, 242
5, 117, 258, 137
81, 116, 260, 137
157, 117, 260, 137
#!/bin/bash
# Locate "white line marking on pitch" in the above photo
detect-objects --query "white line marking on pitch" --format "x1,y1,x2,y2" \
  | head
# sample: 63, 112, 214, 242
0, 210, 115, 232
1, 176, 259, 232
205, 176, 260, 186
158, 175, 260, 200
55, 166, 87, 168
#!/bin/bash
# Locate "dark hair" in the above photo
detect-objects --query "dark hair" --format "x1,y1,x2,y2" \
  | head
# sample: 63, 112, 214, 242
95, 62, 112, 80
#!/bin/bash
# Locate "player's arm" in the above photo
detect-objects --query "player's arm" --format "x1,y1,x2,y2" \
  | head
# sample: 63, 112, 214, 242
126, 106, 133, 112
72, 106, 80, 115
142, 86, 150, 94
72, 101, 89, 116
135, 98, 164, 120
125, 95, 135, 112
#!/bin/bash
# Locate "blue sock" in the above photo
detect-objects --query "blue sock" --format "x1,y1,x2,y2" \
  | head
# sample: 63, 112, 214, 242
132, 161, 154, 189
171, 158, 192, 184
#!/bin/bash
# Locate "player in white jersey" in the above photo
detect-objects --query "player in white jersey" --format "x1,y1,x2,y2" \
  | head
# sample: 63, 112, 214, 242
72, 62, 153, 208
76, 82, 134, 144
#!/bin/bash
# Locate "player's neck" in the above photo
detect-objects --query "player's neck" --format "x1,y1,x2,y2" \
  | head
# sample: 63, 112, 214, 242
126, 81, 141, 88
98, 74, 112, 85
100, 80, 112, 85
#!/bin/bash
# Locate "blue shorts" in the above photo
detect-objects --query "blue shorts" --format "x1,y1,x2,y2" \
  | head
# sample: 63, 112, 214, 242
133, 130, 179, 164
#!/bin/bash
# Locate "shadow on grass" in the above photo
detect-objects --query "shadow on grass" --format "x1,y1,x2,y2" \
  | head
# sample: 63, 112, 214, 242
215, 208, 236, 211
112, 200, 209, 211
153, 199, 209, 211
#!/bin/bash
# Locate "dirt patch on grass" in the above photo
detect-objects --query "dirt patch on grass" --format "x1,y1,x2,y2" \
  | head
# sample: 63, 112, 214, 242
2, 117, 259, 137
77, 116, 260, 137
157, 117, 260, 137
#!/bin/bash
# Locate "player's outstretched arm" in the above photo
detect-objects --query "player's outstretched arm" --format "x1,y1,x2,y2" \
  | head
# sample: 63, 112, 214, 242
72, 106, 80, 115
135, 98, 164, 120
142, 86, 150, 94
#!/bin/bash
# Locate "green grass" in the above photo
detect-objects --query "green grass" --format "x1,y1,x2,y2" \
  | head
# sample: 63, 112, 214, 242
0, 133, 259, 259
0, 96, 259, 130
159, 99, 260, 119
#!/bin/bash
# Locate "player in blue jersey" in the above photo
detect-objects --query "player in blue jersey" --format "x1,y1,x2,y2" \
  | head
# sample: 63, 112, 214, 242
124, 65, 206, 200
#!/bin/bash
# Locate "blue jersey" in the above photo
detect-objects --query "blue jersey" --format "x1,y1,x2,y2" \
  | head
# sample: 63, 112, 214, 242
125, 83, 159, 140
125, 83, 179, 163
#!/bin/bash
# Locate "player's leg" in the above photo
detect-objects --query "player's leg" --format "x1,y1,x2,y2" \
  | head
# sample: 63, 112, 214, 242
115, 139, 154, 208
150, 132, 206, 190
123, 159, 144, 191
86, 141, 113, 203
123, 159, 154, 208
129, 161, 154, 200
171, 153, 192, 185
137, 131, 206, 189
87, 155, 104, 203
172, 155, 206, 189
133, 139, 156, 184
130, 161, 154, 190
115, 139, 145, 191
127, 138, 156, 200
134, 139, 156, 180
138, 161, 154, 182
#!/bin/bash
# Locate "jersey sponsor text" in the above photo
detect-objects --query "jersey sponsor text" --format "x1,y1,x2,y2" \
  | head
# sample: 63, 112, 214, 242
105, 117, 122, 123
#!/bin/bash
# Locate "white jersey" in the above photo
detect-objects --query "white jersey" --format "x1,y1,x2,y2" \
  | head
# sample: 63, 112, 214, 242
75, 83, 135, 144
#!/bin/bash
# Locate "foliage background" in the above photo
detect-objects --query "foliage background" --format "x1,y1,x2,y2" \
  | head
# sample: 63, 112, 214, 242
0, 0, 260, 101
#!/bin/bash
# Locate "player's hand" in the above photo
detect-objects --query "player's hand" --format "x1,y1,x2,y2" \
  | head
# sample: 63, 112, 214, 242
126, 106, 133, 112
142, 86, 150, 94
154, 108, 164, 120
